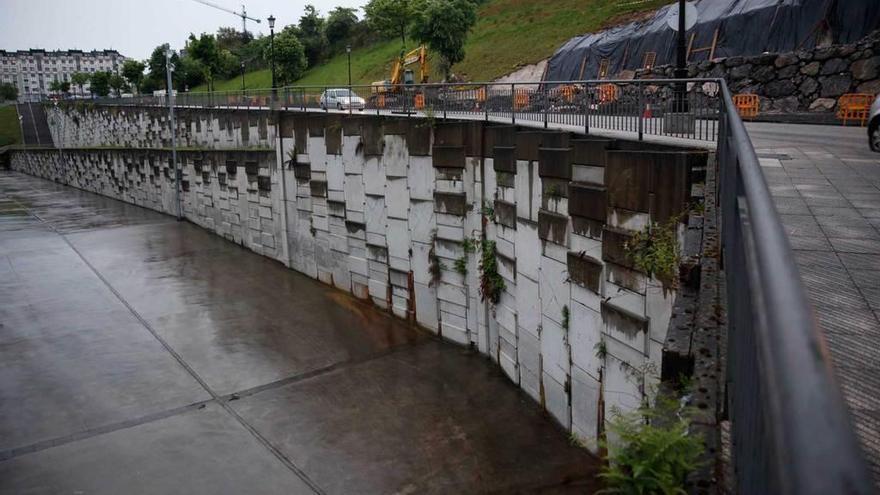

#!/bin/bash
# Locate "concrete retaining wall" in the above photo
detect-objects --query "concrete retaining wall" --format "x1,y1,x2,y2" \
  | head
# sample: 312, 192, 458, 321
12, 107, 706, 451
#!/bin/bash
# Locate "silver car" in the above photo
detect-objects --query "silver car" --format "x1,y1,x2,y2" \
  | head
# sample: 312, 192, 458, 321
320, 88, 365, 111
870, 94, 880, 152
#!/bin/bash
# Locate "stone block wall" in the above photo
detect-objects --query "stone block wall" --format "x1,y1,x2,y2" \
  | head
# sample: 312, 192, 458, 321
12, 107, 707, 452
638, 30, 880, 114
47, 104, 277, 149
11, 148, 284, 260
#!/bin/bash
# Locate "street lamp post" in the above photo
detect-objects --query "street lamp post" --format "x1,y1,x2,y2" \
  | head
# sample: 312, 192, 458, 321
240, 61, 246, 92
674, 0, 688, 113
346, 45, 352, 87
268, 15, 277, 101
165, 48, 182, 221
346, 45, 352, 115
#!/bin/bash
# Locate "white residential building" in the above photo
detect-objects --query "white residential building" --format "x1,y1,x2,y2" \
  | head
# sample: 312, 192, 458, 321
0, 49, 127, 100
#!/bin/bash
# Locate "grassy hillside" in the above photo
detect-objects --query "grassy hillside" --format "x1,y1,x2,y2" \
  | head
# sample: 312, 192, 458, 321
197, 0, 667, 91
0, 105, 22, 147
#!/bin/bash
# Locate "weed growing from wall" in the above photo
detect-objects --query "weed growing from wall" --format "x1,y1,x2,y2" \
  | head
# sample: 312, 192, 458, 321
599, 393, 704, 494
477, 238, 505, 305
561, 304, 570, 330
428, 230, 444, 286
624, 216, 681, 289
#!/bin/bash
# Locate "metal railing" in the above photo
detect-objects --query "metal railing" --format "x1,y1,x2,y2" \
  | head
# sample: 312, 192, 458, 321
88, 79, 723, 142
716, 80, 873, 493
80, 78, 873, 492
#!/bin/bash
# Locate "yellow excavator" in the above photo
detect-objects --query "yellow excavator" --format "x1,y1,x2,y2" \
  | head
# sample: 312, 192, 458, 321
371, 45, 429, 95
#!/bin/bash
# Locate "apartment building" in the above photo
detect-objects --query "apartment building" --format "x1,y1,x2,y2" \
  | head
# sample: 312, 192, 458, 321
0, 49, 127, 100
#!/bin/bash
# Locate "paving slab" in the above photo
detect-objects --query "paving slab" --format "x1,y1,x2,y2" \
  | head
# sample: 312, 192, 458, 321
749, 122, 880, 486
233, 340, 598, 495
0, 171, 599, 493
0, 403, 312, 495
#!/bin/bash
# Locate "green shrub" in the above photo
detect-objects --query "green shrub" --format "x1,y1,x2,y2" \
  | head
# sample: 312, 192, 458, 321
625, 216, 680, 288
600, 397, 703, 495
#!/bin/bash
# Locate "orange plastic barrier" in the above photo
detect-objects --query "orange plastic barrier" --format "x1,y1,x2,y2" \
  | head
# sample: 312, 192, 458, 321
837, 93, 874, 126
514, 90, 530, 110
414, 93, 425, 109
597, 83, 619, 103
558, 84, 576, 103
376, 94, 386, 109
733, 94, 759, 119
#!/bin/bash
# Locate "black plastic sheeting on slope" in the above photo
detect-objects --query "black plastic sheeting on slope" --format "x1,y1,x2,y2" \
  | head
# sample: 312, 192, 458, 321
544, 0, 880, 83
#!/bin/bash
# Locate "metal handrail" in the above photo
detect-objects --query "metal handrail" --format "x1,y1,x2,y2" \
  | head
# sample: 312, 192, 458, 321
716, 79, 873, 494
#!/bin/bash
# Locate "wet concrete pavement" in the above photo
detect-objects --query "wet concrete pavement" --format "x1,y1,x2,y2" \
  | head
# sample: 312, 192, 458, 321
0, 171, 599, 494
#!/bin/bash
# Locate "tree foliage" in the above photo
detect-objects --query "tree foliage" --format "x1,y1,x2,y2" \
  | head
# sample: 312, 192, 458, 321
121, 59, 145, 93
109, 74, 128, 96
364, 0, 414, 46
410, 0, 477, 79
268, 27, 308, 85
298, 5, 329, 67
326, 7, 358, 48
89, 71, 112, 97
70, 72, 90, 96
1, 82, 18, 101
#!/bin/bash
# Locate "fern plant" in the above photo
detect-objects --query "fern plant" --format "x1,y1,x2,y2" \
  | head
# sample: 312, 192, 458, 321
599, 397, 703, 495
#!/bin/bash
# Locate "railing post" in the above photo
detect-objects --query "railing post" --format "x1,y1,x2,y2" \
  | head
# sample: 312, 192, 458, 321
637, 81, 644, 141
443, 86, 447, 120
584, 84, 590, 135
484, 84, 489, 122
543, 84, 549, 128
511, 83, 516, 126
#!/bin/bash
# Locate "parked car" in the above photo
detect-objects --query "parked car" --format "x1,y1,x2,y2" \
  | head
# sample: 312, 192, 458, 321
869, 94, 880, 152
320, 88, 365, 110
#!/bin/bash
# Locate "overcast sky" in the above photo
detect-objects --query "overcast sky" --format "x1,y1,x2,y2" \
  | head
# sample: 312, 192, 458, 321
1, 0, 367, 60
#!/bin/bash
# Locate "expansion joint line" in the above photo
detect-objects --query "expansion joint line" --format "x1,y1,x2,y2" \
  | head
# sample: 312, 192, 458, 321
15, 200, 326, 495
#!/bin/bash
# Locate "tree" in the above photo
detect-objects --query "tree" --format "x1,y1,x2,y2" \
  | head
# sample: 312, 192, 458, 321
145, 44, 181, 93
298, 5, 328, 67
49, 80, 63, 94
70, 72, 90, 98
187, 33, 221, 91
268, 27, 308, 85
325, 7, 358, 48
364, 0, 414, 46
217, 26, 253, 53
60, 81, 71, 95
410, 0, 477, 80
121, 59, 145, 94
0, 82, 18, 101
109, 74, 128, 96
89, 71, 112, 97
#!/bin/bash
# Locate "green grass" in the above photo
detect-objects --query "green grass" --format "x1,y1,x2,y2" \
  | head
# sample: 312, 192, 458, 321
199, 0, 667, 90
0, 105, 22, 147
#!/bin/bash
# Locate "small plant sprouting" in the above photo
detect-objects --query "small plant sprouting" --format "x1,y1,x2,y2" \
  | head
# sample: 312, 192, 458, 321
561, 305, 570, 330
547, 184, 563, 198
624, 215, 681, 289
454, 255, 468, 276
481, 201, 495, 219
477, 238, 506, 305
428, 230, 443, 287
421, 105, 437, 128
461, 237, 477, 254
595, 339, 608, 360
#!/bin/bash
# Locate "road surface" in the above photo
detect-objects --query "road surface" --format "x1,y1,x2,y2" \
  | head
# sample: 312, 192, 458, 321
0, 171, 598, 494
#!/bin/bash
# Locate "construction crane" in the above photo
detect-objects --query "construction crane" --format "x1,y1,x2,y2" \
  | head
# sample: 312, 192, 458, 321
189, 0, 261, 37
